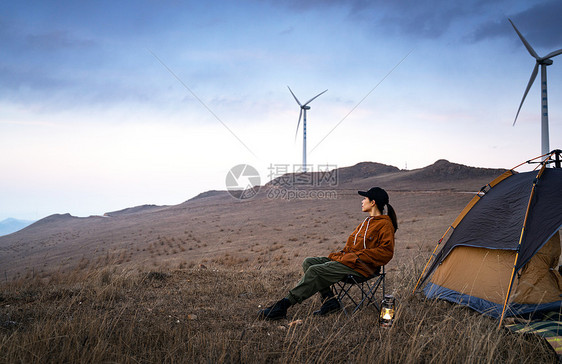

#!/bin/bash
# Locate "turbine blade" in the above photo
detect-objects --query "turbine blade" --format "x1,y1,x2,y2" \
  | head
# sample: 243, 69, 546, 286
287, 86, 303, 107
303, 89, 328, 106
513, 63, 539, 126
295, 109, 303, 141
544, 48, 562, 60
509, 19, 539, 60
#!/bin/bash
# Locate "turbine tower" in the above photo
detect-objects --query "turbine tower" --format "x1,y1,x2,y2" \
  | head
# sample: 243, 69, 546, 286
510, 18, 562, 155
287, 86, 327, 172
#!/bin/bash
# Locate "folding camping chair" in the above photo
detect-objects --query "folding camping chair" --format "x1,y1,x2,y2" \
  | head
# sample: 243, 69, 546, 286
332, 266, 386, 315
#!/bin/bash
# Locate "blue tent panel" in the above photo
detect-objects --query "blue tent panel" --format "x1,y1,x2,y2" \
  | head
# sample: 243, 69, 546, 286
425, 282, 562, 318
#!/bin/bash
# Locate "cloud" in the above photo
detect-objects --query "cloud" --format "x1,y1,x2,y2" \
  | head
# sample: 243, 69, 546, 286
471, 1, 562, 48
0, 65, 67, 91
0, 62, 158, 113
25, 30, 96, 51
267, 0, 488, 39
0, 17, 97, 54
371, 2, 473, 39
267, 0, 562, 45
278, 26, 294, 36
0, 17, 153, 110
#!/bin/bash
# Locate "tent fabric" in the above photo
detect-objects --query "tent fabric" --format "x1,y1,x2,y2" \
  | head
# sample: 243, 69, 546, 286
426, 246, 514, 305
424, 283, 561, 318
517, 168, 562, 271
420, 168, 562, 288
424, 233, 562, 317
513, 232, 562, 304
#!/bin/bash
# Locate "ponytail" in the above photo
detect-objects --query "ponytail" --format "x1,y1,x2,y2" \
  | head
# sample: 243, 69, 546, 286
386, 203, 398, 232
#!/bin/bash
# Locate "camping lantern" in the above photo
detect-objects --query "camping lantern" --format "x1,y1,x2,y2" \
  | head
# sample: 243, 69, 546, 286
379, 294, 395, 328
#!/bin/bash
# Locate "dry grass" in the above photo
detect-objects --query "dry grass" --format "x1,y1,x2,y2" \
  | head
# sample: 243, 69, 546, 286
0, 260, 555, 363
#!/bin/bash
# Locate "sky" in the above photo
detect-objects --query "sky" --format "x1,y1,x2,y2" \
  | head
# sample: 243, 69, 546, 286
1, 0, 562, 221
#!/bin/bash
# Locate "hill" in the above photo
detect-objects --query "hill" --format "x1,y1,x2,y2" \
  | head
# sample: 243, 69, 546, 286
0, 218, 35, 236
1, 160, 557, 363
0, 160, 507, 279
266, 161, 401, 187
104, 204, 167, 217
408, 159, 507, 181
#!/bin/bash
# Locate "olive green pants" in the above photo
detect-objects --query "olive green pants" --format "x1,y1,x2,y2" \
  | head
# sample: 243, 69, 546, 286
286, 257, 363, 305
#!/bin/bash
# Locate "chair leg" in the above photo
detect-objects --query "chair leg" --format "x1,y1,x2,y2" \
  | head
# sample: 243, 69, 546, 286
351, 274, 385, 312
335, 280, 360, 315
332, 270, 387, 315
368, 276, 384, 311
352, 281, 372, 314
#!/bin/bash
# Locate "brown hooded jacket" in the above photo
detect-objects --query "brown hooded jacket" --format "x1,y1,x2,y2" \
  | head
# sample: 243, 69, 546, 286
328, 215, 395, 277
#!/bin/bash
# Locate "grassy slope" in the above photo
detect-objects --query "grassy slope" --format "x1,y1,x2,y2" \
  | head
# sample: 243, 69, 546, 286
0, 264, 555, 363
2, 162, 556, 362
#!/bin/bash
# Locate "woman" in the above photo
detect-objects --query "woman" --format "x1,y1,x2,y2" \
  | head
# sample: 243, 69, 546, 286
258, 187, 398, 320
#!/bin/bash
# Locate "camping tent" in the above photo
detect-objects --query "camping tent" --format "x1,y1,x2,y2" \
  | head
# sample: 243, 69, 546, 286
414, 150, 562, 326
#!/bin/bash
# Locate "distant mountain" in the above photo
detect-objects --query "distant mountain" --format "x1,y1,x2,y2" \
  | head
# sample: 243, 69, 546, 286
263, 160, 506, 191
104, 204, 166, 217
346, 159, 508, 191
336, 162, 401, 182
0, 218, 35, 236
265, 161, 400, 188
0, 158, 510, 279
408, 159, 507, 181
187, 190, 228, 202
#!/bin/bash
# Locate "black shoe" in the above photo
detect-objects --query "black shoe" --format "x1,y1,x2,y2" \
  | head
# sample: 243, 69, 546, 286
319, 288, 334, 301
313, 298, 341, 316
258, 298, 291, 320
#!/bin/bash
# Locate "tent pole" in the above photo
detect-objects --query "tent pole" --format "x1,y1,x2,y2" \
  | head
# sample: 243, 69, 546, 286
498, 163, 547, 328
551, 149, 561, 168
498, 252, 521, 328
412, 227, 451, 293
516, 151, 553, 170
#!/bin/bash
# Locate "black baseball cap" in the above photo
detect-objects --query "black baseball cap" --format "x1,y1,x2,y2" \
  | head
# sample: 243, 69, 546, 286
358, 187, 389, 207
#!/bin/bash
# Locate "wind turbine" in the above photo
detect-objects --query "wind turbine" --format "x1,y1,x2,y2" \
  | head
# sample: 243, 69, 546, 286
510, 18, 562, 155
287, 86, 327, 172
